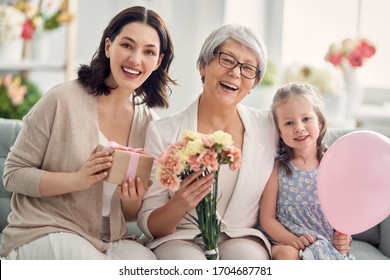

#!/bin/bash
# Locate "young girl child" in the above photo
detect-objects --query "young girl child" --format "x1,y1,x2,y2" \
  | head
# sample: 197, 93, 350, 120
259, 82, 354, 260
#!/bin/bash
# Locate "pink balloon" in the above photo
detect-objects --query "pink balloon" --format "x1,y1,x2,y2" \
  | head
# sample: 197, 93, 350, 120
318, 130, 390, 235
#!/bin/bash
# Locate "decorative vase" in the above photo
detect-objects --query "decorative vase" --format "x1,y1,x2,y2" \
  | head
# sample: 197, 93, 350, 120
322, 93, 347, 127
31, 32, 50, 60
31, 29, 65, 61
0, 39, 24, 61
342, 63, 364, 116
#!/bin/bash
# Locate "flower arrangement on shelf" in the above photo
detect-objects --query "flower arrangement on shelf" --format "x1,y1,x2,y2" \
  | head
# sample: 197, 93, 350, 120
0, 74, 42, 119
282, 63, 345, 95
0, 5, 25, 46
156, 130, 242, 260
0, 0, 74, 44
325, 38, 376, 68
14, 0, 74, 40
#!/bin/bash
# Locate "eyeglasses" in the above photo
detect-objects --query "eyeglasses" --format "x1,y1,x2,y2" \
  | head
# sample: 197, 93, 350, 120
216, 51, 261, 80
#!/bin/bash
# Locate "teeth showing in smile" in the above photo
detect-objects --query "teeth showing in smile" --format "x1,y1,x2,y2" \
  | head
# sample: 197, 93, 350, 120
123, 67, 140, 75
220, 82, 238, 91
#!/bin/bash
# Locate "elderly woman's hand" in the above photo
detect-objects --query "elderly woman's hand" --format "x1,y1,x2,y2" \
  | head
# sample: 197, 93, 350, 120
170, 169, 214, 213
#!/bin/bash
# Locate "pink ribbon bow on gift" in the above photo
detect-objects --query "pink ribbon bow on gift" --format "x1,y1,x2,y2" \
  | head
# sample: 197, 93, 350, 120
103, 141, 153, 184
107, 141, 150, 155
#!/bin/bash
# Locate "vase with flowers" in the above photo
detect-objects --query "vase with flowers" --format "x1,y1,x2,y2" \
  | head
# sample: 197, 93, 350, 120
0, 4, 26, 60
5, 0, 74, 60
325, 38, 376, 115
155, 130, 242, 260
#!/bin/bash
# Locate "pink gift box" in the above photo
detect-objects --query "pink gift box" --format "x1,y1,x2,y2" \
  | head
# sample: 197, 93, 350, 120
96, 142, 154, 187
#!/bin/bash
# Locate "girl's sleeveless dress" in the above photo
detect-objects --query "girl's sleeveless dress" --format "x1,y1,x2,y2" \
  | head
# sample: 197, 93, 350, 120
275, 161, 355, 260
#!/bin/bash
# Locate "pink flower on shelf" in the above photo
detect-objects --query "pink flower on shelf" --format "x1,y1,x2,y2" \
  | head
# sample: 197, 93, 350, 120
21, 19, 35, 40
325, 38, 376, 68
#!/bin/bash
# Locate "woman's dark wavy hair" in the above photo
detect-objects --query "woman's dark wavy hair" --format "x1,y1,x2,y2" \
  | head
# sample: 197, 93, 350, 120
271, 82, 328, 175
77, 6, 176, 108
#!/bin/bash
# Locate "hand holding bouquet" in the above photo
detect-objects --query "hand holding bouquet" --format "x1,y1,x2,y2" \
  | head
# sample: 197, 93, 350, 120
156, 130, 242, 259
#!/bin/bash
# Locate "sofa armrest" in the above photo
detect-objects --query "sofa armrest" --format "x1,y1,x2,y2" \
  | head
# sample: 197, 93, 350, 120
0, 118, 23, 233
379, 215, 390, 258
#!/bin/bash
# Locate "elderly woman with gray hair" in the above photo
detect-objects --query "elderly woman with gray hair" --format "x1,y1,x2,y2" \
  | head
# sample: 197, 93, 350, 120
138, 24, 277, 259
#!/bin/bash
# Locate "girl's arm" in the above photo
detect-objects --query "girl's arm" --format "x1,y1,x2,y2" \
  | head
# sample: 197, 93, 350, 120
259, 161, 315, 250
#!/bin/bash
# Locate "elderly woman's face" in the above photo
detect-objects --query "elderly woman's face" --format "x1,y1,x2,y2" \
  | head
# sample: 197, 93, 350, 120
200, 40, 259, 107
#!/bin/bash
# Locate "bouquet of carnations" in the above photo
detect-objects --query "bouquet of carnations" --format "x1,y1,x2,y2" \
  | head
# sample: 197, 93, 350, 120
156, 130, 242, 259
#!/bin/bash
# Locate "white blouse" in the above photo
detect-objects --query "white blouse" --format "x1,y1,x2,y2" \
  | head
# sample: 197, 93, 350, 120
98, 132, 118, 234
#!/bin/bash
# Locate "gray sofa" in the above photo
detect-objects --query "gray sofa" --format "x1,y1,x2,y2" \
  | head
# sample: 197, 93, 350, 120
1, 117, 389, 259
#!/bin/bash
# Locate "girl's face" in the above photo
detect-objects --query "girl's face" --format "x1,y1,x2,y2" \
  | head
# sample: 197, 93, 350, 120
275, 95, 322, 154
199, 39, 259, 108
105, 22, 164, 92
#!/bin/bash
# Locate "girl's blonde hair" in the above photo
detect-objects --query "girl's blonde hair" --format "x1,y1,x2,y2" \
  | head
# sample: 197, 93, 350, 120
271, 82, 328, 175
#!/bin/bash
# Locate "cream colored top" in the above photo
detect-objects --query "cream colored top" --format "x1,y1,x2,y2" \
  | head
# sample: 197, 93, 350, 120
138, 96, 278, 255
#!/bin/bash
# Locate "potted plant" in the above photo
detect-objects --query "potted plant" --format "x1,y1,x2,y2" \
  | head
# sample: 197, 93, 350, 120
0, 74, 42, 120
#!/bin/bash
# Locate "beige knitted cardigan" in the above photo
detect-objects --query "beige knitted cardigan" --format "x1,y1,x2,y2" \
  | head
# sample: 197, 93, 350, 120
0, 80, 158, 256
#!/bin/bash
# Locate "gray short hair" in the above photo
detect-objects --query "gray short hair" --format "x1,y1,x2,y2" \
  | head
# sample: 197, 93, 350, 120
196, 24, 267, 86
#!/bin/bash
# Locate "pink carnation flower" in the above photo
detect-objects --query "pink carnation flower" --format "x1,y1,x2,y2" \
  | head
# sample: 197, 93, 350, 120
227, 146, 242, 171
198, 149, 219, 171
155, 130, 242, 191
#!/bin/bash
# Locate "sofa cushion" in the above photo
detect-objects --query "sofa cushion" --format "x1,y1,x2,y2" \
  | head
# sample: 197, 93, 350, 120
352, 226, 380, 247
378, 215, 390, 258
0, 118, 23, 233
351, 240, 389, 260
0, 118, 23, 158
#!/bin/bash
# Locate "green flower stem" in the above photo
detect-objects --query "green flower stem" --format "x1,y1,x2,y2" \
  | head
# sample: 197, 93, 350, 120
195, 168, 220, 260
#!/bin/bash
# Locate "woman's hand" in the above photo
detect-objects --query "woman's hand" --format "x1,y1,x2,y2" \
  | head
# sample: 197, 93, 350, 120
117, 177, 150, 202
170, 169, 214, 213
290, 233, 316, 250
333, 231, 351, 255
39, 148, 113, 196
119, 177, 152, 221
73, 148, 113, 191
147, 169, 214, 237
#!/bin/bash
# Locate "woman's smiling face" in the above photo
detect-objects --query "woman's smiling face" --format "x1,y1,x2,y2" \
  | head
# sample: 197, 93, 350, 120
104, 21, 163, 92
200, 39, 259, 107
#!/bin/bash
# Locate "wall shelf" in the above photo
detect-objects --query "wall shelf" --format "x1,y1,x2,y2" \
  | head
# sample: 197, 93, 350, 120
0, 0, 77, 81
0, 60, 66, 71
